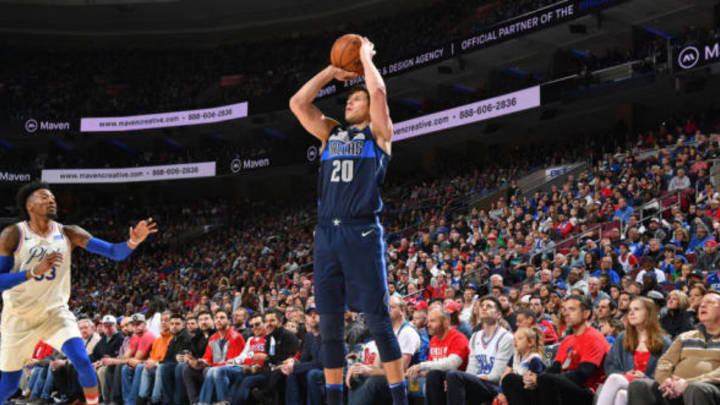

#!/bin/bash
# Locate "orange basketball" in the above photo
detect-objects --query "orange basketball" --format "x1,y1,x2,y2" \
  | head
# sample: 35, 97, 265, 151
330, 34, 363, 75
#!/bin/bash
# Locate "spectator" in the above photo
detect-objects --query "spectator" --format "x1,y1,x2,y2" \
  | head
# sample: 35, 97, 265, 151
567, 268, 589, 295
615, 198, 635, 224
347, 296, 420, 405
439, 295, 513, 405
529, 296, 559, 344
233, 308, 252, 341
276, 305, 323, 405
136, 312, 173, 405
181, 311, 216, 405
668, 169, 691, 191
628, 291, 720, 405
195, 309, 246, 405
697, 240, 720, 273
497, 327, 546, 405
596, 297, 671, 405
228, 309, 297, 405
156, 313, 192, 405
204, 313, 268, 405
636, 257, 667, 284
51, 319, 101, 405
660, 291, 694, 339
503, 295, 609, 405
405, 308, 469, 400
593, 257, 621, 285
588, 278, 611, 307
91, 315, 124, 404
121, 314, 157, 405
410, 308, 430, 364
103, 317, 134, 405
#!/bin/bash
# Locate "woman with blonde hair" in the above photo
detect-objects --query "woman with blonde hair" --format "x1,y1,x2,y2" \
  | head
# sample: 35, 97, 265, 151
659, 290, 693, 338
595, 297, 671, 405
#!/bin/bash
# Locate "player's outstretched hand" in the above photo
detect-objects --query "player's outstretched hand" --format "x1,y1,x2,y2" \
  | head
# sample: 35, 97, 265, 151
33, 251, 63, 276
330, 66, 359, 82
129, 217, 159, 245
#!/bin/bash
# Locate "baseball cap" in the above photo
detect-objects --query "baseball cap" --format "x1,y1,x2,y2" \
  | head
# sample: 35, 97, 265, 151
305, 304, 318, 314
444, 300, 462, 314
487, 234, 497, 240
131, 313, 146, 323
646, 290, 665, 301
464, 283, 477, 291
102, 315, 117, 324
690, 269, 705, 278
414, 301, 428, 311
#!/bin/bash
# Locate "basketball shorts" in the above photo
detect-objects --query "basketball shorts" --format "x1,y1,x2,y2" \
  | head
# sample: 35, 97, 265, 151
313, 218, 390, 316
0, 306, 82, 371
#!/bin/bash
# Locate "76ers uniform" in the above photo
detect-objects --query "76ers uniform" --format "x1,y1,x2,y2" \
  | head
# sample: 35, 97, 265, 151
314, 124, 391, 316
0, 221, 81, 371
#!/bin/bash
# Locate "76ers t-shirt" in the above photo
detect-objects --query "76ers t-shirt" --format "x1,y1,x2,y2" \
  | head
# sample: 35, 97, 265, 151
428, 328, 470, 371
554, 326, 609, 392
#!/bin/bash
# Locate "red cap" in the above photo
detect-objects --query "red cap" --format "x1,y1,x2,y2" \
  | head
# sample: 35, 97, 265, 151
444, 300, 462, 314
488, 234, 498, 240
414, 301, 428, 310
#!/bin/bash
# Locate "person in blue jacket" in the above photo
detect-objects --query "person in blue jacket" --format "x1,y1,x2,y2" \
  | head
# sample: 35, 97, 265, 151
595, 297, 671, 405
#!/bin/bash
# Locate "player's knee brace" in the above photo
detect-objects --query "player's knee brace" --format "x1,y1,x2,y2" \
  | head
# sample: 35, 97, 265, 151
365, 312, 401, 363
0, 370, 22, 402
62, 338, 98, 388
319, 312, 345, 369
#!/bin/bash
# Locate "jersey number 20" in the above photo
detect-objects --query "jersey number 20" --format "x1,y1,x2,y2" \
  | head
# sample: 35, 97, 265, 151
330, 160, 354, 183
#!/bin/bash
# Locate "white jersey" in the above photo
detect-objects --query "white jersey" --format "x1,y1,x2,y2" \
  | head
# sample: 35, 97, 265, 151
466, 326, 514, 381
2, 221, 72, 318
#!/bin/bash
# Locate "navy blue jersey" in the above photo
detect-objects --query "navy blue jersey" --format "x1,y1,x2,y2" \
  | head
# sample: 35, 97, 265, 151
317, 124, 390, 221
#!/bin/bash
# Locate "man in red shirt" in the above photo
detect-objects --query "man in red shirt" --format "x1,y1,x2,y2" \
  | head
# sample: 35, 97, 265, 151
191, 309, 245, 405
405, 307, 469, 403
503, 294, 609, 405
201, 313, 264, 405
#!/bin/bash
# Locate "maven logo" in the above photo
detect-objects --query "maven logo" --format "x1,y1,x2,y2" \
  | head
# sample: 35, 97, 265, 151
25, 119, 71, 133
0, 171, 31, 182
678, 46, 700, 70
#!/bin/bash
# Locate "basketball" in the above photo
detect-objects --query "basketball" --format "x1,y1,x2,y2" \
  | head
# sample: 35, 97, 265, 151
330, 33, 363, 75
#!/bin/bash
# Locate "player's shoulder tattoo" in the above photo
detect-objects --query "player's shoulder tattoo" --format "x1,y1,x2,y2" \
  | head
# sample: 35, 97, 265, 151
0, 224, 19, 255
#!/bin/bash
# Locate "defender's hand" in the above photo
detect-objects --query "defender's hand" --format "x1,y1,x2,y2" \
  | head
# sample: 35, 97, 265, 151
129, 218, 158, 246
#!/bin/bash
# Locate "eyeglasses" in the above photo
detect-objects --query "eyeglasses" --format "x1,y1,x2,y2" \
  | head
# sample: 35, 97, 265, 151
250, 322, 262, 328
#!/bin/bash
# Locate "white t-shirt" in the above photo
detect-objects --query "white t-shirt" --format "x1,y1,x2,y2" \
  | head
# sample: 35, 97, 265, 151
394, 322, 421, 357
635, 268, 666, 283
460, 304, 473, 324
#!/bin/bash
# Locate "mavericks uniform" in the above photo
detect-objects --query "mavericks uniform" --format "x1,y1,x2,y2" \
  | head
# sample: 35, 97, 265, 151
314, 124, 391, 316
0, 221, 81, 371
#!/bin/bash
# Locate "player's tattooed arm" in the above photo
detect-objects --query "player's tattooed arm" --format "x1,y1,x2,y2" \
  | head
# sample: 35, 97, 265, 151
0, 225, 19, 256
63, 225, 93, 250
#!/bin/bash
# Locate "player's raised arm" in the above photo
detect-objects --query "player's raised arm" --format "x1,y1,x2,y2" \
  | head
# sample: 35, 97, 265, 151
289, 66, 358, 142
358, 37, 393, 153
64, 218, 158, 261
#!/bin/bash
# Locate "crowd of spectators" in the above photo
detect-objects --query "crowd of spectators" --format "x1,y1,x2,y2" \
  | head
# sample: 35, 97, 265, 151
5, 106, 720, 405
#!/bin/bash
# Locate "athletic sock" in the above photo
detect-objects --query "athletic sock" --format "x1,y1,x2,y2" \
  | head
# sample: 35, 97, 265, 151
389, 380, 409, 405
326, 384, 343, 405
85, 392, 99, 405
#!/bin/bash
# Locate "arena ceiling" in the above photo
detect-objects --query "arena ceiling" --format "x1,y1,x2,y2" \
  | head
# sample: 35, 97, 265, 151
0, 0, 426, 45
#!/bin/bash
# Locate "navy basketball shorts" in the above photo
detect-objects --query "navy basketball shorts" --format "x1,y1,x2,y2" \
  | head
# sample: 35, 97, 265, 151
313, 218, 390, 316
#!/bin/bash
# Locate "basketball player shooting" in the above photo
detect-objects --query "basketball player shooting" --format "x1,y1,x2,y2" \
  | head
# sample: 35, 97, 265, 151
289, 36, 409, 405
0, 182, 157, 405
